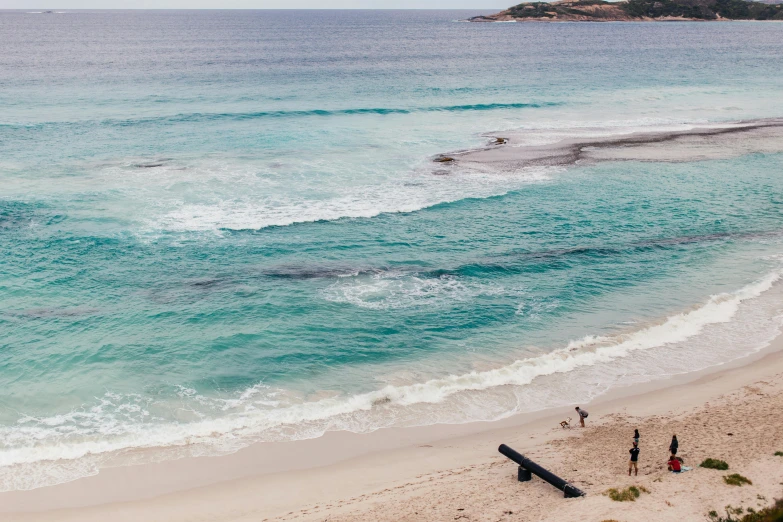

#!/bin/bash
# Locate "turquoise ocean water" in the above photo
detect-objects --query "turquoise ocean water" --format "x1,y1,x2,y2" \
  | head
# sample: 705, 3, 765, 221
2, 10, 783, 490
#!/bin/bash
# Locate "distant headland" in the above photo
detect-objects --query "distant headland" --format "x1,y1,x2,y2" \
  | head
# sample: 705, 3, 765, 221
468, 0, 783, 22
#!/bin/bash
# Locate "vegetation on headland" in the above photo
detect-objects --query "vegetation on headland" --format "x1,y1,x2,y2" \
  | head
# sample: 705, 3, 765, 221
470, 0, 783, 21
505, 0, 625, 19
708, 498, 783, 522
625, 0, 783, 19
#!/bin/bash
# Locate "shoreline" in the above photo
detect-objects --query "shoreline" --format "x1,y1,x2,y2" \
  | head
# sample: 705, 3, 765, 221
2, 326, 783, 520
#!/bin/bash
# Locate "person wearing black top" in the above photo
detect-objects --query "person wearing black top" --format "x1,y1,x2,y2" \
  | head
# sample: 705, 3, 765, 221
629, 442, 640, 476
669, 435, 678, 456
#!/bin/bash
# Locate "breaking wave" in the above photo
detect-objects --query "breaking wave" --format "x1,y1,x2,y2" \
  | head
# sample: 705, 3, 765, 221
152, 166, 554, 232
1, 268, 781, 491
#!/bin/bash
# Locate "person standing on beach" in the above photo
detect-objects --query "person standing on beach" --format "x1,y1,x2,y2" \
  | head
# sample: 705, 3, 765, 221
633, 429, 640, 444
629, 442, 640, 476
575, 406, 588, 427
669, 435, 678, 456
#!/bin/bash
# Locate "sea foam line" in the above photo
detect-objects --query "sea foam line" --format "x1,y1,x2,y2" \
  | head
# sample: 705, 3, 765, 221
361, 268, 782, 406
152, 166, 554, 232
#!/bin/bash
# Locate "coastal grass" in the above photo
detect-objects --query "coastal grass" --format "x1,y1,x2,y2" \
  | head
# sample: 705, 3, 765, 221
604, 485, 649, 502
723, 474, 752, 487
701, 458, 730, 470
774, 451, 783, 457
708, 498, 783, 521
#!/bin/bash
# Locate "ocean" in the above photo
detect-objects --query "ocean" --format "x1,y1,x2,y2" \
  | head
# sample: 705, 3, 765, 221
2, 9, 783, 491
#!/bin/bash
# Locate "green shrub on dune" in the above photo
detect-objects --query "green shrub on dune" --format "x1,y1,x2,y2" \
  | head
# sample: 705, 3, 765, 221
709, 499, 783, 521
700, 458, 729, 470
723, 474, 752, 487
604, 485, 649, 502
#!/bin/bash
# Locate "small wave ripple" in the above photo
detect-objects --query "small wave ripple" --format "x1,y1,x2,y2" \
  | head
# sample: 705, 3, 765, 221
0, 102, 559, 129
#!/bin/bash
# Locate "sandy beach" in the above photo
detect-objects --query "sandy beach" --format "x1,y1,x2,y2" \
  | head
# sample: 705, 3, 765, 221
2, 332, 782, 522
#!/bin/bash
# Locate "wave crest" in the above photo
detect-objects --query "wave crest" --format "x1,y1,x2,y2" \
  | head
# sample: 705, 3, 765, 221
0, 102, 558, 129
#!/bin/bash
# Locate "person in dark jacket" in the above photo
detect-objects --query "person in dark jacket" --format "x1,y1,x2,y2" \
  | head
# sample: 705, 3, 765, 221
633, 429, 640, 444
629, 442, 640, 476
575, 406, 588, 427
669, 434, 678, 456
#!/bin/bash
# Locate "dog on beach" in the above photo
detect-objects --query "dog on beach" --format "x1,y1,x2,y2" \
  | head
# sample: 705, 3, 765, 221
560, 417, 572, 429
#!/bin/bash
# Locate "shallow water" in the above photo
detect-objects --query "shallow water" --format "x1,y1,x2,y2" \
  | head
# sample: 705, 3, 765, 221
2, 10, 783, 490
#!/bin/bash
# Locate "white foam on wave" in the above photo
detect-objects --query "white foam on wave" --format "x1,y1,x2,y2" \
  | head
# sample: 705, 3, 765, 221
1, 267, 781, 491
352, 268, 782, 405
320, 271, 525, 310
13, 117, 760, 236
40, 153, 553, 234
154, 165, 553, 232
152, 119, 753, 232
